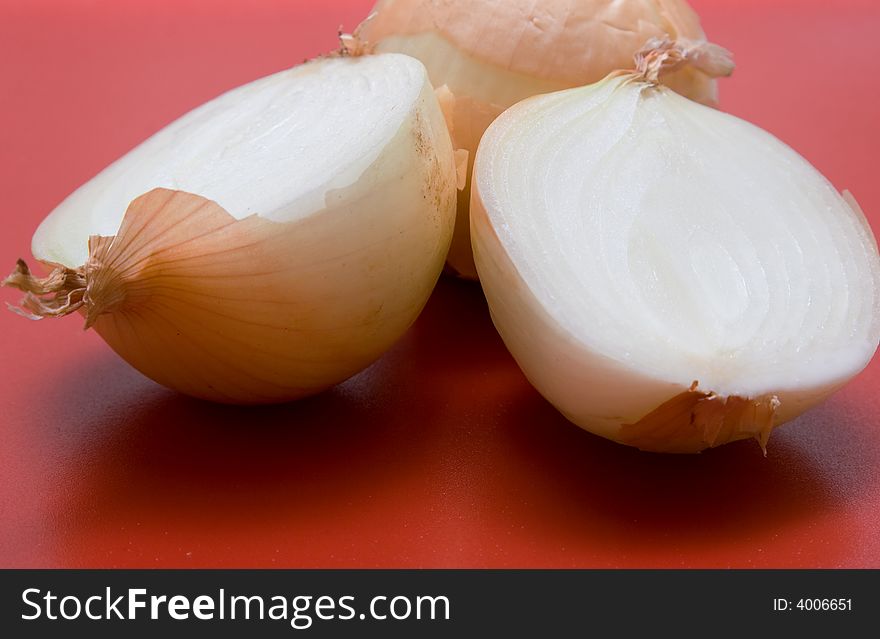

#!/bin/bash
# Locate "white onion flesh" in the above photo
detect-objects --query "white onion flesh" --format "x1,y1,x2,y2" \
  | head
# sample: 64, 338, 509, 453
13, 53, 457, 404
471, 75, 880, 452
34, 54, 438, 268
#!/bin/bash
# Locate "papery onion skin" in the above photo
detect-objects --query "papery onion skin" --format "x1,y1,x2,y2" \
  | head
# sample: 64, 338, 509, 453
6, 54, 457, 404
471, 73, 880, 454
361, 0, 724, 279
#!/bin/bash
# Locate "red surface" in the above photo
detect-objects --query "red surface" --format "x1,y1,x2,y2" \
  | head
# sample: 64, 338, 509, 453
1, 0, 879, 568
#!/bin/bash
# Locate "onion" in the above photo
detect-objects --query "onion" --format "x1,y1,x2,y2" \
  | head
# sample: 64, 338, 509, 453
360, 0, 730, 278
470, 40, 880, 453
4, 52, 457, 404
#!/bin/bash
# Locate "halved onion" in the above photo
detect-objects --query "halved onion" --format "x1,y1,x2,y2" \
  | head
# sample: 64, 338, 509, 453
6, 53, 457, 404
471, 46, 880, 453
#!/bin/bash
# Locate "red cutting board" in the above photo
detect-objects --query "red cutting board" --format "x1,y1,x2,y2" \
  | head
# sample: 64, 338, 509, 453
1, 0, 878, 568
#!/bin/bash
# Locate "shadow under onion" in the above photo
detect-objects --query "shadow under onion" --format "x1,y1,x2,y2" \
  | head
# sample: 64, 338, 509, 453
27, 276, 867, 567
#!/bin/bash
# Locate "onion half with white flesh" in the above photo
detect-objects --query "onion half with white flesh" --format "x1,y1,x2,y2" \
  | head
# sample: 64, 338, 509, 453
360, 0, 729, 279
4, 53, 458, 404
471, 41, 880, 453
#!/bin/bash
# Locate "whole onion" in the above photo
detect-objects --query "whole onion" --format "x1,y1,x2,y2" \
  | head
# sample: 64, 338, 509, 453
360, 0, 731, 278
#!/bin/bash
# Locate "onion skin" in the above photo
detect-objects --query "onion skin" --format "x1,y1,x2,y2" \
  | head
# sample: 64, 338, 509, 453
361, 0, 724, 278
90, 183, 452, 404
6, 59, 457, 404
